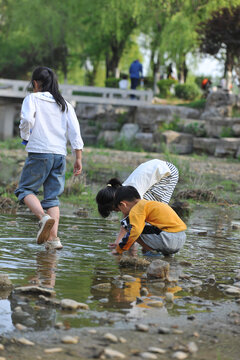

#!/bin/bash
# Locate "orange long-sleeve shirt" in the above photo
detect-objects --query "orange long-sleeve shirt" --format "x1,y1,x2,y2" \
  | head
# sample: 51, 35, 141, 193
116, 199, 187, 254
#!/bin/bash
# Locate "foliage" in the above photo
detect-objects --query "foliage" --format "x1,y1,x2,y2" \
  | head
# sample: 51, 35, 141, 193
178, 98, 206, 109
175, 83, 201, 100
184, 122, 207, 137
143, 76, 154, 89
0, 138, 23, 150
220, 127, 234, 138
158, 115, 181, 132
157, 79, 177, 97
113, 138, 143, 152
105, 78, 119, 88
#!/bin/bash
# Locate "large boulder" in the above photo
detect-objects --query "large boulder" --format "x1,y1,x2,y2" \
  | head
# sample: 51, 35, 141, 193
97, 130, 119, 147
200, 90, 234, 120
214, 138, 240, 157
160, 130, 193, 154
134, 132, 154, 151
120, 123, 139, 141
193, 138, 219, 155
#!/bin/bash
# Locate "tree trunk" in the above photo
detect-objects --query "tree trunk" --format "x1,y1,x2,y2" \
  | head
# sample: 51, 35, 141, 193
150, 50, 160, 94
225, 48, 233, 91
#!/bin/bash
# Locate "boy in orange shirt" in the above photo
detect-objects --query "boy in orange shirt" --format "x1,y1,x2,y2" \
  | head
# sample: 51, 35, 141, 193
112, 186, 186, 256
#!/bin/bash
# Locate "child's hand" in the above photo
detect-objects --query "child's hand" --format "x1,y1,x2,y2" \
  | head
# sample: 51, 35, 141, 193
109, 243, 117, 249
111, 249, 119, 255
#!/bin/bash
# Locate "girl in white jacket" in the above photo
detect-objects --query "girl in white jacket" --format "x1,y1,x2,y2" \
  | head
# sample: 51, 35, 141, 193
15, 66, 84, 250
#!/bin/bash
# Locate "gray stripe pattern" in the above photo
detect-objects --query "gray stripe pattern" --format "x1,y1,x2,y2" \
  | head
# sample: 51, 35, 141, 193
143, 162, 179, 204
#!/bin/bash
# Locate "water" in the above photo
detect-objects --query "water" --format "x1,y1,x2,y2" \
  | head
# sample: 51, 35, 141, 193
0, 205, 240, 334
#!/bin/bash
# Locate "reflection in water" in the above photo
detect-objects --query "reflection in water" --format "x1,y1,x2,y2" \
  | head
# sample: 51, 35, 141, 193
0, 204, 239, 333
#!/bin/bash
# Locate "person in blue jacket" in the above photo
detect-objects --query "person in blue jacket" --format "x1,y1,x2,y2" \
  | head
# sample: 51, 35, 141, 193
129, 59, 143, 91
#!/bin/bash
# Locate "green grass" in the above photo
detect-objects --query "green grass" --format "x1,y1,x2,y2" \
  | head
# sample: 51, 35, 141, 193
177, 98, 206, 109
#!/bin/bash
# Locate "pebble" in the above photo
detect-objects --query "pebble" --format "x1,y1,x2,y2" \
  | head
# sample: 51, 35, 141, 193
235, 271, 240, 281
44, 348, 63, 353
135, 324, 149, 332
190, 279, 203, 286
148, 346, 166, 354
15, 323, 27, 331
165, 292, 174, 302
92, 283, 112, 291
187, 341, 198, 353
172, 351, 188, 359
14, 285, 55, 296
119, 337, 127, 343
17, 337, 35, 346
60, 299, 89, 310
140, 352, 157, 359
147, 300, 164, 308
99, 298, 109, 303
122, 275, 136, 282
140, 287, 149, 296
0, 344, 4, 350
0, 357, 6, 360
88, 329, 97, 334
55, 322, 64, 329
173, 329, 183, 334
187, 315, 196, 320
103, 333, 118, 343
225, 286, 240, 295
158, 327, 171, 334
61, 336, 79, 344
103, 348, 126, 359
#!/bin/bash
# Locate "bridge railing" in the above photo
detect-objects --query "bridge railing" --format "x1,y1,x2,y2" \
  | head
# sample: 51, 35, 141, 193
0, 78, 153, 106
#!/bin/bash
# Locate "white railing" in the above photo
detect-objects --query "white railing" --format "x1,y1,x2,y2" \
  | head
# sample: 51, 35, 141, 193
0, 78, 153, 106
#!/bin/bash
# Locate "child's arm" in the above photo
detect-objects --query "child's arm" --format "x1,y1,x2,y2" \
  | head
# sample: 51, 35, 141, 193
73, 149, 82, 176
109, 227, 127, 249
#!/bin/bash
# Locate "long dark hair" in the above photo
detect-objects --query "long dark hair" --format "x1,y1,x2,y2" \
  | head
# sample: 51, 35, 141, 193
31, 66, 67, 112
96, 178, 122, 218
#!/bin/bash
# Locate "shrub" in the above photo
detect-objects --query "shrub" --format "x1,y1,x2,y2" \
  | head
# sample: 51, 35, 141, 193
105, 77, 119, 88
157, 79, 177, 97
175, 83, 201, 100
143, 76, 154, 89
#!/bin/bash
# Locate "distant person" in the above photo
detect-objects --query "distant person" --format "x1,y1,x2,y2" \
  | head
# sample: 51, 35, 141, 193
112, 186, 187, 256
15, 66, 84, 250
129, 59, 143, 90
201, 78, 212, 97
167, 63, 173, 79
119, 74, 129, 90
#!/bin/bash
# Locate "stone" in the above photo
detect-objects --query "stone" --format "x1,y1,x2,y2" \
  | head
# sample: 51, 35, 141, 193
160, 131, 193, 154
61, 336, 79, 344
0, 344, 4, 350
44, 348, 63, 353
140, 352, 157, 359
148, 347, 166, 354
135, 324, 149, 332
17, 338, 35, 346
140, 287, 149, 296
97, 130, 119, 147
15, 323, 27, 331
147, 300, 164, 308
225, 286, 240, 295
119, 337, 127, 343
146, 259, 170, 279
60, 299, 89, 310
158, 327, 171, 334
214, 138, 240, 158
14, 286, 55, 297
172, 351, 188, 359
38, 295, 60, 306
193, 138, 219, 155
187, 342, 198, 354
103, 333, 118, 343
103, 347, 126, 359
120, 123, 139, 141
0, 274, 13, 289
91, 283, 112, 292
122, 275, 136, 282
134, 132, 154, 151
165, 292, 174, 302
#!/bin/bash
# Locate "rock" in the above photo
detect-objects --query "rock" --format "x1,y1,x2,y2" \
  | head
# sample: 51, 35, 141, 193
158, 327, 171, 334
140, 287, 149, 296
225, 286, 240, 295
135, 324, 149, 332
88, 329, 97, 334
119, 256, 150, 269
103, 347, 126, 359
103, 333, 118, 343
44, 348, 63, 353
91, 283, 112, 292
0, 274, 13, 289
147, 300, 164, 308
190, 279, 203, 287
165, 292, 174, 302
0, 357, 6, 360
122, 275, 136, 282
120, 123, 139, 141
172, 351, 188, 359
193, 138, 219, 155
97, 130, 119, 147
187, 341, 198, 354
187, 315, 196, 320
0, 344, 4, 350
160, 130, 193, 154
15, 323, 27, 331
146, 259, 170, 279
235, 271, 240, 281
61, 336, 79, 344
171, 201, 191, 218
119, 337, 127, 343
38, 295, 60, 306
214, 138, 240, 158
17, 338, 35, 346
14, 286, 55, 297
206, 274, 216, 284
140, 352, 157, 359
60, 299, 89, 310
148, 347, 166, 354
135, 132, 154, 151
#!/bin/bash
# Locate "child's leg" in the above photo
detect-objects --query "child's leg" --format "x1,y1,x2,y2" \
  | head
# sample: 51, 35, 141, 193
138, 231, 186, 255
24, 194, 45, 220
46, 206, 59, 240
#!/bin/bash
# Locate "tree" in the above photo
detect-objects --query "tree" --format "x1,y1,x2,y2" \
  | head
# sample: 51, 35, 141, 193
198, 5, 240, 88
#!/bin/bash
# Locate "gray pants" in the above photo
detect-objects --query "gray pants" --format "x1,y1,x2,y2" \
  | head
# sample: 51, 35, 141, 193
140, 230, 186, 255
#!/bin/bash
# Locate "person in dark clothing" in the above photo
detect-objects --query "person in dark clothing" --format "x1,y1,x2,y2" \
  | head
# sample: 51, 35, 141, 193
129, 59, 143, 90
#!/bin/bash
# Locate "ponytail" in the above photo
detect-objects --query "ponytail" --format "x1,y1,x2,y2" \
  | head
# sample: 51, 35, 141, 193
96, 178, 123, 218
31, 66, 67, 112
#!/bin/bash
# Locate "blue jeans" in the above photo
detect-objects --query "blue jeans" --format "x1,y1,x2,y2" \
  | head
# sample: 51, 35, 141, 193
15, 153, 66, 209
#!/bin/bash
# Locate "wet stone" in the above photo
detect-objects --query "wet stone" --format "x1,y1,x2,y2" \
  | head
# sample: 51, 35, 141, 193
172, 351, 188, 359
0, 344, 4, 350
0, 274, 13, 289
17, 337, 35, 346
225, 286, 240, 295
140, 287, 149, 296
148, 346, 166, 354
60, 299, 89, 310
38, 295, 61, 306
187, 341, 198, 353
14, 286, 55, 297
92, 283, 112, 292
44, 348, 63, 353
135, 324, 149, 332
103, 348, 126, 359
147, 300, 164, 308
165, 292, 174, 302
15, 323, 27, 331
140, 352, 157, 359
103, 333, 118, 343
158, 327, 171, 334
122, 275, 136, 282
119, 337, 127, 343
146, 260, 170, 279
61, 336, 79, 344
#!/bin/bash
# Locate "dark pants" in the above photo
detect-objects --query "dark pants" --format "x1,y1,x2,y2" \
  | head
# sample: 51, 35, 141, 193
130, 78, 139, 99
